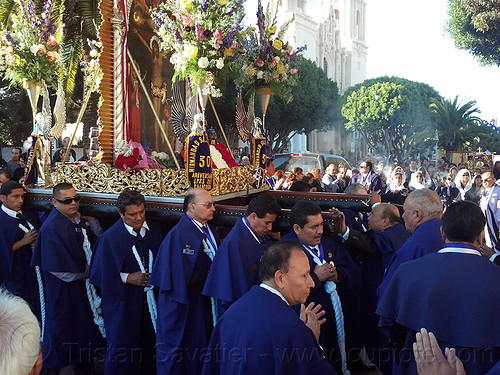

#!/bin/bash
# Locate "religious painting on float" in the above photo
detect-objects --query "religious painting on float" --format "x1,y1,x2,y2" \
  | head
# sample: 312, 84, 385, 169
127, 0, 175, 152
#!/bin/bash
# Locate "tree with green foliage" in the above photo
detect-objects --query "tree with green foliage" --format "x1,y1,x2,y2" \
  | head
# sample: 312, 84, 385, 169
0, 82, 32, 145
429, 96, 490, 154
447, 0, 500, 66
341, 76, 442, 158
263, 56, 339, 153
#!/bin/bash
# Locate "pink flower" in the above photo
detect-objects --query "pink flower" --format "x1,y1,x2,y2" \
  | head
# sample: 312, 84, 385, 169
129, 141, 149, 169
256, 59, 264, 67
271, 59, 277, 66
48, 35, 57, 46
181, 15, 194, 27
214, 29, 223, 41
291, 68, 298, 74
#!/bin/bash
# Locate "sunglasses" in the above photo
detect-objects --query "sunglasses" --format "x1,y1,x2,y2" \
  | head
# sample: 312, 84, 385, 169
194, 201, 215, 208
55, 194, 81, 205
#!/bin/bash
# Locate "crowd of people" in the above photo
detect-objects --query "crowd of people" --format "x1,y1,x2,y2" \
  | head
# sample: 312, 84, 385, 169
0, 139, 90, 187
0, 153, 500, 375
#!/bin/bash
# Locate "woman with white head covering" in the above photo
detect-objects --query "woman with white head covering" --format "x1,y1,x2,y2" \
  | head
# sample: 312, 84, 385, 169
454, 168, 472, 200
409, 170, 426, 192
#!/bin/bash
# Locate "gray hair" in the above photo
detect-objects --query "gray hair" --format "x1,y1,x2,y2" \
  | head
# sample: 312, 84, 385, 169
407, 188, 443, 219
0, 288, 40, 375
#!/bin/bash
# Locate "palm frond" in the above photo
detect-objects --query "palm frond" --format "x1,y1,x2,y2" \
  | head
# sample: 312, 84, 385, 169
0, 0, 18, 29
77, 0, 102, 38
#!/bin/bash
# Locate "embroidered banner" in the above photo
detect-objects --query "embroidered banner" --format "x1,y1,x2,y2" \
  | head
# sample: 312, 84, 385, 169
251, 137, 266, 169
186, 133, 213, 190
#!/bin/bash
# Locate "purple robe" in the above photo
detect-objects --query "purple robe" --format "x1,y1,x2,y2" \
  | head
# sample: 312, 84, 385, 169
150, 214, 218, 375
201, 285, 337, 375
377, 219, 444, 301
31, 208, 101, 369
203, 217, 266, 313
89, 219, 163, 375
377, 251, 500, 375
0, 209, 41, 319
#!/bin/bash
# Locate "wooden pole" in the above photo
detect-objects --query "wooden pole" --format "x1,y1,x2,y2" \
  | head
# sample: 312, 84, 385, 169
127, 50, 180, 170
208, 95, 231, 150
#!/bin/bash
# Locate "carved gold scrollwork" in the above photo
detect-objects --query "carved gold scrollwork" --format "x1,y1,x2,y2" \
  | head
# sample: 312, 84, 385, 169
55, 165, 255, 196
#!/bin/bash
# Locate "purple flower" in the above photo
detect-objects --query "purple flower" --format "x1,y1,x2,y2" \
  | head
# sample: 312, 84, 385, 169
195, 23, 201, 39
174, 29, 183, 44
203, 29, 212, 38
222, 25, 240, 48
5, 34, 15, 46
256, 0, 265, 44
202, 0, 209, 12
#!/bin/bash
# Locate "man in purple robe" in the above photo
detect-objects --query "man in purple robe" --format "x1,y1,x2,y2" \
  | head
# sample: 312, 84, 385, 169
377, 201, 500, 375
203, 193, 280, 314
89, 189, 163, 375
150, 188, 219, 375
377, 188, 444, 300
0, 181, 41, 319
201, 240, 337, 375
31, 183, 101, 375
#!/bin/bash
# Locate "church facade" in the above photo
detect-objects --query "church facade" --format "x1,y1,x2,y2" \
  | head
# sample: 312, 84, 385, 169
270, 0, 368, 160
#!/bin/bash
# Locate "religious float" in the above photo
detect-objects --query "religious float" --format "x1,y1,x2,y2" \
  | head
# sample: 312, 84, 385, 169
1, 0, 371, 228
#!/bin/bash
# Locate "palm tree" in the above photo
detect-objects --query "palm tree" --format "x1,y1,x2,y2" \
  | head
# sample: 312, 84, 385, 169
429, 96, 487, 154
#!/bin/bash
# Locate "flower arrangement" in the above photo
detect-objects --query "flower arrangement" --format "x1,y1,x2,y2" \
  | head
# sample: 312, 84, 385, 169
234, 0, 305, 103
151, 0, 245, 97
114, 140, 150, 171
0, 0, 62, 88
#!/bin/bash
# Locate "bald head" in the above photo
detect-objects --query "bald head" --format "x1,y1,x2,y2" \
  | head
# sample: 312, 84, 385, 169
368, 203, 400, 232
482, 172, 495, 188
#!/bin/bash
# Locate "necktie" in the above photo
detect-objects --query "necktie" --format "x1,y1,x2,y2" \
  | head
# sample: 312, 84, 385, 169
201, 226, 216, 249
311, 246, 320, 258
133, 228, 143, 239
133, 228, 147, 260
16, 213, 29, 228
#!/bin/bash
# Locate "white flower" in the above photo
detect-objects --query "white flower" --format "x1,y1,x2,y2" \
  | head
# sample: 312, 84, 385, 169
274, 56, 280, 62
256, 71, 264, 79
216, 58, 224, 69
198, 56, 209, 69
151, 151, 158, 158
30, 44, 42, 55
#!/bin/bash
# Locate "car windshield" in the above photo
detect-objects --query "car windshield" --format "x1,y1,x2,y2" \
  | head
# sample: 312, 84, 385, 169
324, 156, 351, 169
275, 155, 320, 172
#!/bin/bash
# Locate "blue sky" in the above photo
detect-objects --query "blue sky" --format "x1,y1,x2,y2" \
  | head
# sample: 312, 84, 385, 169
365, 0, 499, 123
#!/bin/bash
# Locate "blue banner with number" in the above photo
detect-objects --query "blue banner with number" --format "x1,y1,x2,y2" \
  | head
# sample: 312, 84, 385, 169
252, 137, 267, 169
185, 132, 213, 190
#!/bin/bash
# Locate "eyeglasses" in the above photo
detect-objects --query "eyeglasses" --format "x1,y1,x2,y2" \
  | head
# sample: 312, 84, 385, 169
54, 194, 81, 205
194, 201, 215, 208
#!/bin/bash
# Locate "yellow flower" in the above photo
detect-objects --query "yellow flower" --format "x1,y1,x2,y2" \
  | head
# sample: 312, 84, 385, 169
267, 26, 277, 34
272, 39, 283, 50
182, 0, 192, 10
224, 47, 234, 57
287, 45, 293, 52
277, 64, 285, 74
186, 45, 198, 58
245, 66, 255, 76
219, 0, 228, 5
